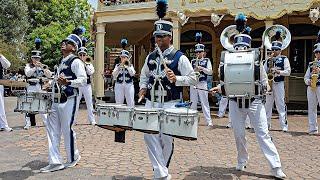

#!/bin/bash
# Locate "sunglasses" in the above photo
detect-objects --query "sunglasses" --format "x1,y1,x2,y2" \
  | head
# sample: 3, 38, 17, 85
61, 40, 74, 46
315, 51, 320, 54
155, 35, 167, 39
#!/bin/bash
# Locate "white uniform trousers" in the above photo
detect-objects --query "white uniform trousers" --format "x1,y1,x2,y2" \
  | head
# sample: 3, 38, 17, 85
25, 84, 48, 126
190, 82, 212, 125
307, 86, 320, 132
0, 85, 10, 129
265, 81, 288, 130
144, 100, 175, 178
227, 115, 252, 128
45, 96, 79, 164
114, 83, 135, 107
229, 99, 282, 168
218, 97, 228, 117
76, 84, 95, 124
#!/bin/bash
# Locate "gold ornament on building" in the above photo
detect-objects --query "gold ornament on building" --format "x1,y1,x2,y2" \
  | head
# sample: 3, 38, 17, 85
309, 7, 320, 23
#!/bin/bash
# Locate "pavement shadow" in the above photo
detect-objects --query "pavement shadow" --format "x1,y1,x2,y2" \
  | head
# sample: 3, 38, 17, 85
184, 166, 274, 180
0, 160, 47, 180
112, 175, 144, 180
269, 129, 312, 137
209, 124, 229, 130
286, 131, 314, 137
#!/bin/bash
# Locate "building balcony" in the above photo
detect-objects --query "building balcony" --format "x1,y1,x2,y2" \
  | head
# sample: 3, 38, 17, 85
99, 0, 156, 12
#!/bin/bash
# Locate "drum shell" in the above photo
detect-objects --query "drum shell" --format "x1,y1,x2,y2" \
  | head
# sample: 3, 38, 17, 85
161, 108, 199, 140
14, 92, 52, 114
112, 106, 134, 129
132, 107, 162, 134
223, 50, 258, 97
96, 103, 124, 126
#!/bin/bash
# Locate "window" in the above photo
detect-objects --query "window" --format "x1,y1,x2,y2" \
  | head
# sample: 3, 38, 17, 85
288, 24, 319, 73
289, 39, 314, 73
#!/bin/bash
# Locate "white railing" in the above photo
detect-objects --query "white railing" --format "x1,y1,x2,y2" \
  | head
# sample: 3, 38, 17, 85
100, 0, 155, 7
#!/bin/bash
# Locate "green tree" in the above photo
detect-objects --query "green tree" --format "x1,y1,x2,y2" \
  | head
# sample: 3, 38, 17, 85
0, 39, 25, 72
26, 0, 93, 68
0, 0, 29, 45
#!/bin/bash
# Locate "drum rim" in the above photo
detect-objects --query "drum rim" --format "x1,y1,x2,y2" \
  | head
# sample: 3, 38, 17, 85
164, 108, 197, 114
134, 108, 163, 112
96, 103, 125, 107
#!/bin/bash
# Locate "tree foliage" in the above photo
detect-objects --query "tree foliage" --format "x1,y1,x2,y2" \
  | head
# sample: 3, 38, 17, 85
26, 0, 93, 68
0, 0, 93, 71
0, 0, 29, 45
0, 39, 25, 72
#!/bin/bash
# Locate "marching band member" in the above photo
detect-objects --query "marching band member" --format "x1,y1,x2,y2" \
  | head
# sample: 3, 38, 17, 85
264, 30, 291, 132
217, 96, 228, 118
190, 32, 213, 126
40, 30, 86, 173
210, 13, 286, 179
138, 0, 196, 178
0, 53, 12, 132
112, 39, 135, 107
76, 37, 96, 125
24, 38, 51, 130
304, 31, 320, 135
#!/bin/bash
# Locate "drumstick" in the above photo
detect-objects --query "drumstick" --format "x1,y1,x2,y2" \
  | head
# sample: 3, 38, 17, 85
138, 95, 144, 103
193, 86, 210, 92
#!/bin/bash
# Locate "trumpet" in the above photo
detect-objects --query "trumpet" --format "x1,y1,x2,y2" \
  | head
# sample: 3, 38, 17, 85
119, 58, 131, 69
84, 56, 92, 64
34, 61, 48, 69
194, 54, 202, 78
310, 58, 319, 91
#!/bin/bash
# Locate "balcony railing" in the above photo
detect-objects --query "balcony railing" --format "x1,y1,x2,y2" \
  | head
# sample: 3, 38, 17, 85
100, 0, 155, 7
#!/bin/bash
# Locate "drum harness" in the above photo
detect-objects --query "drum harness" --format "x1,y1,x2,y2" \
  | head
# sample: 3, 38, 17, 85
151, 44, 193, 125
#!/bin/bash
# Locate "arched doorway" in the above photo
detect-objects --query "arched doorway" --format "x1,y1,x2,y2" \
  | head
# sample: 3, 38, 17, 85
180, 30, 213, 101
180, 30, 213, 61
288, 24, 319, 102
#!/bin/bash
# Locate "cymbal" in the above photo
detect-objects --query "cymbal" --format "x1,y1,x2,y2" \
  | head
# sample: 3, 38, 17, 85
0, 80, 28, 87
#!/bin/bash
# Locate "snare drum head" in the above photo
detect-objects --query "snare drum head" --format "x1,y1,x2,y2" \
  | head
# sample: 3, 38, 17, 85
164, 108, 197, 114
96, 103, 124, 107
134, 107, 163, 112
115, 105, 133, 111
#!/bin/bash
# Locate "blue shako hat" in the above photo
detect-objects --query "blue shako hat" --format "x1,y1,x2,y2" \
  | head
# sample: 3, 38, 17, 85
314, 30, 320, 53
64, 27, 85, 51
78, 37, 88, 55
153, 0, 173, 36
233, 13, 252, 50
31, 38, 42, 58
120, 38, 130, 58
271, 29, 283, 50
195, 32, 205, 52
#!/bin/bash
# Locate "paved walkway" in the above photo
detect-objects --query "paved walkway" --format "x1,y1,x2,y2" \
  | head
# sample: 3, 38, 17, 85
1, 97, 319, 179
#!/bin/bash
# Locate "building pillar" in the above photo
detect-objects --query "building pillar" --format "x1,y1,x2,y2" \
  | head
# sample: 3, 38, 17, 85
172, 19, 181, 49
94, 23, 106, 98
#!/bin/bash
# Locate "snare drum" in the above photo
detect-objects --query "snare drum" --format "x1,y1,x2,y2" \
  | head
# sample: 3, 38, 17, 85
161, 108, 198, 140
96, 103, 123, 126
132, 107, 162, 134
112, 106, 134, 130
14, 91, 53, 114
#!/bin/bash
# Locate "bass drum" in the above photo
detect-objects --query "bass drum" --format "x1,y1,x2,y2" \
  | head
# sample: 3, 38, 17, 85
221, 49, 260, 97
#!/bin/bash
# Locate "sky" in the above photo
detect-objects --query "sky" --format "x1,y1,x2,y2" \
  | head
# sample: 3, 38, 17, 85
88, 0, 98, 9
